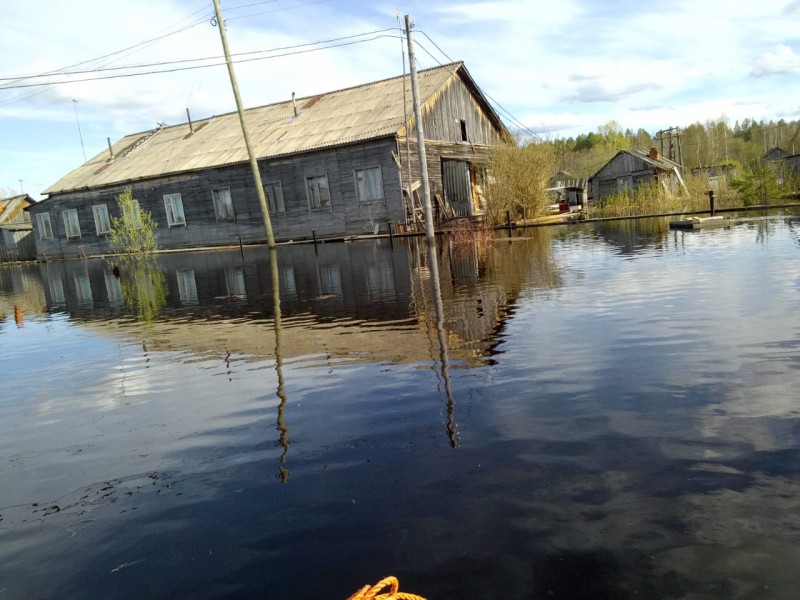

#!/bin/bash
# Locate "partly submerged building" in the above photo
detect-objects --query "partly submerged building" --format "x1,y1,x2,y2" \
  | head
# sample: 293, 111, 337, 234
590, 148, 685, 202
0, 194, 35, 262
29, 62, 509, 259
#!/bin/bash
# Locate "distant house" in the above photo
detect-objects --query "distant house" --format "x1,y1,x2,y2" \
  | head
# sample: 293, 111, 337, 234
762, 148, 799, 188
784, 154, 800, 183
547, 171, 588, 208
691, 164, 736, 190
590, 148, 684, 202
0, 194, 35, 262
763, 147, 788, 163
28, 62, 509, 259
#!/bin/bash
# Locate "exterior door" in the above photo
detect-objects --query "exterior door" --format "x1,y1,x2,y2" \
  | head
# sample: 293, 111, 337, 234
442, 159, 473, 218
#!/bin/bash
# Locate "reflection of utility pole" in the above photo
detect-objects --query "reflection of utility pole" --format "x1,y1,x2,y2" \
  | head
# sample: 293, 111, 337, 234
270, 243, 289, 481
72, 99, 87, 162
423, 239, 458, 447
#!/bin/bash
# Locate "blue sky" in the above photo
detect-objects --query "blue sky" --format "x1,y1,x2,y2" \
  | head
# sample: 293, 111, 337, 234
3, 0, 800, 199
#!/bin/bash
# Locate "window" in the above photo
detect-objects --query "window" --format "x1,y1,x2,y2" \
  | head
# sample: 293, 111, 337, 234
63, 209, 81, 239
176, 268, 198, 305
305, 175, 331, 210
212, 188, 235, 222
265, 182, 285, 215
164, 193, 186, 227
93, 204, 111, 235
354, 167, 384, 203
74, 272, 93, 304
225, 267, 246, 298
460, 119, 468, 142
36, 213, 54, 240
121, 199, 142, 228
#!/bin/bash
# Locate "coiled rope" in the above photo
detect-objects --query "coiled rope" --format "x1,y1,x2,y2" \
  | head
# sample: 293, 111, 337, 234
347, 576, 427, 600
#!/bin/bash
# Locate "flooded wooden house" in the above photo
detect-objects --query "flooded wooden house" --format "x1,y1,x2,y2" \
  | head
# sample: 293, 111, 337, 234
691, 164, 736, 190
29, 62, 508, 259
590, 148, 684, 202
0, 194, 35, 262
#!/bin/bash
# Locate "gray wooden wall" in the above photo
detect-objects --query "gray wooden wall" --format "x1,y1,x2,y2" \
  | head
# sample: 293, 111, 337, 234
28, 138, 405, 259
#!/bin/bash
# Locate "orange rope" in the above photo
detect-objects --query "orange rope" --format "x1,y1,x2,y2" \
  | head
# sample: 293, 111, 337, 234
347, 576, 427, 600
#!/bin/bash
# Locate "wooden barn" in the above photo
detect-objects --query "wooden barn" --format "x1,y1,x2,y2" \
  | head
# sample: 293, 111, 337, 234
29, 62, 509, 259
590, 148, 685, 202
0, 194, 35, 262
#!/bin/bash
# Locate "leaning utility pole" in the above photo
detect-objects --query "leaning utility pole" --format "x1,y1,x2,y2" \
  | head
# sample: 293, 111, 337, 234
404, 14, 436, 243
211, 0, 276, 249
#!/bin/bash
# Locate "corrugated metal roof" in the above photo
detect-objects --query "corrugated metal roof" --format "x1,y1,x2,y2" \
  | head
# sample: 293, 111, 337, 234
44, 63, 466, 195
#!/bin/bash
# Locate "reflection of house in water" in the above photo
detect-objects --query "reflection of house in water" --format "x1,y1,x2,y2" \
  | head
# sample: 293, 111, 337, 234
20, 234, 562, 366
410, 230, 563, 363
0, 265, 46, 325
592, 218, 671, 255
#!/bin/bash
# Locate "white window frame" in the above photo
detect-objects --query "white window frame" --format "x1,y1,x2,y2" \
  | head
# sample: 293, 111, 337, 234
63, 208, 81, 239
264, 181, 286, 215
92, 204, 111, 235
36, 213, 54, 240
354, 166, 384, 203
164, 193, 186, 227
128, 199, 143, 229
305, 174, 332, 211
212, 187, 235, 222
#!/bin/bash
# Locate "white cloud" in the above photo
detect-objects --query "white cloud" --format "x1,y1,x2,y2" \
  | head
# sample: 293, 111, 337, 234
752, 44, 800, 76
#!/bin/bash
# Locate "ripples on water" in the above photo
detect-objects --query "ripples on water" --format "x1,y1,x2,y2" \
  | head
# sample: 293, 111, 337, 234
1, 216, 799, 599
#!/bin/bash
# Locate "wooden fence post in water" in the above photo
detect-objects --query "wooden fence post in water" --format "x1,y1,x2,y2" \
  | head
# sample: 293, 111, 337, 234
506, 210, 513, 236
388, 222, 394, 247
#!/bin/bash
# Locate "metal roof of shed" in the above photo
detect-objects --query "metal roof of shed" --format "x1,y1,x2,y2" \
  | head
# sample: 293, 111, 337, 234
44, 62, 496, 195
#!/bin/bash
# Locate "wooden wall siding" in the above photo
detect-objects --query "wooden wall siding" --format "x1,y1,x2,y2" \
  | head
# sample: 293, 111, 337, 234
591, 153, 680, 201
28, 138, 405, 259
399, 139, 495, 218
418, 76, 505, 146
0, 229, 35, 262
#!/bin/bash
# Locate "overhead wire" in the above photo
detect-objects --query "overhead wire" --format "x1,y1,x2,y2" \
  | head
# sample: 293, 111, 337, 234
413, 31, 539, 140
413, 38, 538, 140
2, 8, 213, 89
224, 0, 334, 21
0, 30, 403, 91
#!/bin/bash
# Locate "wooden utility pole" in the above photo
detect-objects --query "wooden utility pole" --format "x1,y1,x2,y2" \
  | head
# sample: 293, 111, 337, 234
211, 0, 276, 249
404, 14, 436, 243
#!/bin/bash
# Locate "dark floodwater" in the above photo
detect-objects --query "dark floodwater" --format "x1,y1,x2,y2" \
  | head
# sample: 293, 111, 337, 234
2, 216, 800, 599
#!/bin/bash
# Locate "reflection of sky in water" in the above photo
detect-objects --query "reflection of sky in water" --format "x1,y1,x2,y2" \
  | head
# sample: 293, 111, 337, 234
1, 217, 799, 599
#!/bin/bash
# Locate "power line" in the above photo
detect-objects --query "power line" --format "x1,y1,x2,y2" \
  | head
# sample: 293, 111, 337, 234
412, 35, 538, 139
225, 0, 334, 21
1, 9, 212, 89
0, 29, 398, 83
0, 32, 401, 91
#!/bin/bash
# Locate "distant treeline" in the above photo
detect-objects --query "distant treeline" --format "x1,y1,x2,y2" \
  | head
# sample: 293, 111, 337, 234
547, 118, 800, 179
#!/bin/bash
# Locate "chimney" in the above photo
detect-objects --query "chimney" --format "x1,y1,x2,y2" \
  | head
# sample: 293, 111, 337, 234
292, 92, 298, 117
107, 137, 114, 160
649, 147, 659, 159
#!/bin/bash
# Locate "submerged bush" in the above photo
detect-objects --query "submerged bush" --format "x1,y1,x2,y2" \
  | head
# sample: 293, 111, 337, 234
484, 140, 557, 223
109, 187, 158, 256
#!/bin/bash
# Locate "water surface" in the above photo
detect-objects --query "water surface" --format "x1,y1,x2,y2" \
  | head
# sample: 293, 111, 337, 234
2, 216, 799, 599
